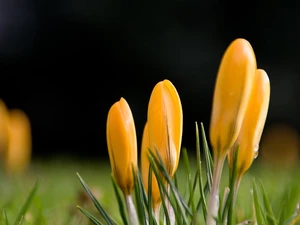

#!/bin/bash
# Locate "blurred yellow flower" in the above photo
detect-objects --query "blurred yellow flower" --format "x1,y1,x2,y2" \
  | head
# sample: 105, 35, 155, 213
210, 38, 257, 159
106, 97, 137, 195
5, 109, 32, 174
141, 122, 161, 209
0, 99, 9, 156
147, 79, 183, 177
228, 69, 270, 176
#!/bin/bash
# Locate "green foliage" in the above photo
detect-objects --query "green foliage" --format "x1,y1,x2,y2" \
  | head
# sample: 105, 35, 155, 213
76, 122, 300, 225
0, 124, 299, 225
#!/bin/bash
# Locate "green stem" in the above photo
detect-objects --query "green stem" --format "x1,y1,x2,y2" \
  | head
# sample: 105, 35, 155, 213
125, 195, 139, 225
228, 176, 242, 225
207, 155, 226, 225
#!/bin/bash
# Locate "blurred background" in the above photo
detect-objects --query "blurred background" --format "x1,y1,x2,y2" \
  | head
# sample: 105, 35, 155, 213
0, 0, 299, 164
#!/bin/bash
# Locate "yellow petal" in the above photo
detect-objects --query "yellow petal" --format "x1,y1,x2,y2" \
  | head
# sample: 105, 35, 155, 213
5, 109, 32, 174
228, 69, 270, 176
106, 97, 137, 195
141, 122, 161, 208
147, 79, 183, 177
210, 38, 257, 158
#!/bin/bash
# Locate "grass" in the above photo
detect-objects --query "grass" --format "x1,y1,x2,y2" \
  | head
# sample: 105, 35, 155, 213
0, 155, 298, 225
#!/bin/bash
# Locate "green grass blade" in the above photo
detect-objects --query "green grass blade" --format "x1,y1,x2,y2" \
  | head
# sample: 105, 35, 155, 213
4, 210, 9, 225
76, 173, 116, 225
252, 179, 263, 225
149, 150, 191, 224
156, 176, 171, 225
279, 184, 300, 225
150, 149, 193, 217
182, 147, 196, 213
77, 206, 103, 225
111, 177, 129, 225
147, 164, 154, 225
200, 123, 213, 189
14, 179, 39, 225
174, 172, 179, 190
225, 147, 240, 225
137, 171, 149, 208
195, 122, 207, 221
133, 170, 147, 225
260, 180, 276, 225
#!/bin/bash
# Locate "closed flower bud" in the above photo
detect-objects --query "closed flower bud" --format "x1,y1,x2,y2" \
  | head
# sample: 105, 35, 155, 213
210, 38, 257, 158
228, 69, 270, 176
5, 109, 32, 174
141, 122, 161, 208
147, 79, 183, 177
106, 97, 137, 195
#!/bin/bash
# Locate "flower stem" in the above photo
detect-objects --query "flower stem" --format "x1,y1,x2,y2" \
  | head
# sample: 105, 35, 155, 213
228, 176, 242, 225
165, 185, 175, 225
125, 195, 139, 225
207, 155, 226, 225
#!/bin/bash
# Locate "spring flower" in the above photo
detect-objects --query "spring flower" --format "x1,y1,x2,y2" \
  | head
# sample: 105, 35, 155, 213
5, 109, 32, 174
209, 38, 257, 158
228, 69, 270, 178
141, 122, 161, 210
147, 79, 183, 177
147, 79, 182, 225
106, 97, 137, 195
207, 38, 257, 225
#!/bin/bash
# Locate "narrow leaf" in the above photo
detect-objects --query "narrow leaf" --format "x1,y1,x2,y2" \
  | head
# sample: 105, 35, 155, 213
260, 180, 276, 225
14, 179, 39, 225
252, 179, 263, 225
76, 173, 116, 225
4, 210, 9, 225
182, 147, 195, 213
195, 122, 207, 221
111, 177, 129, 225
77, 206, 103, 225
200, 123, 213, 189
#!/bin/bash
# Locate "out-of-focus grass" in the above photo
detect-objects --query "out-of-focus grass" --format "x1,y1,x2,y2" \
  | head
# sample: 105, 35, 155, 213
0, 155, 298, 225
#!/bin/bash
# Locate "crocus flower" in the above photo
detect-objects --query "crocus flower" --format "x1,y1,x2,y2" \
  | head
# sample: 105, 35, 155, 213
141, 122, 161, 209
228, 69, 270, 178
106, 97, 137, 196
147, 79, 183, 177
5, 109, 32, 174
207, 38, 257, 225
147, 79, 182, 225
210, 38, 257, 159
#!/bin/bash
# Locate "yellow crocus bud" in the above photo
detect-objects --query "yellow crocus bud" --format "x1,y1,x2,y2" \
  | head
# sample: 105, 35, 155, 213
147, 79, 183, 177
228, 69, 270, 176
5, 109, 32, 174
210, 38, 257, 158
106, 97, 137, 195
141, 122, 161, 208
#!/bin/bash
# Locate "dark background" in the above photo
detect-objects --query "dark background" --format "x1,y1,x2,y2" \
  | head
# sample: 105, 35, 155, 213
0, 0, 299, 159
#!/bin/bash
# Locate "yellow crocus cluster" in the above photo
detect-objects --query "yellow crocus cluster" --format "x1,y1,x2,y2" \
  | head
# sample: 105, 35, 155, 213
207, 38, 270, 225
0, 99, 32, 174
210, 38, 270, 175
106, 79, 183, 215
